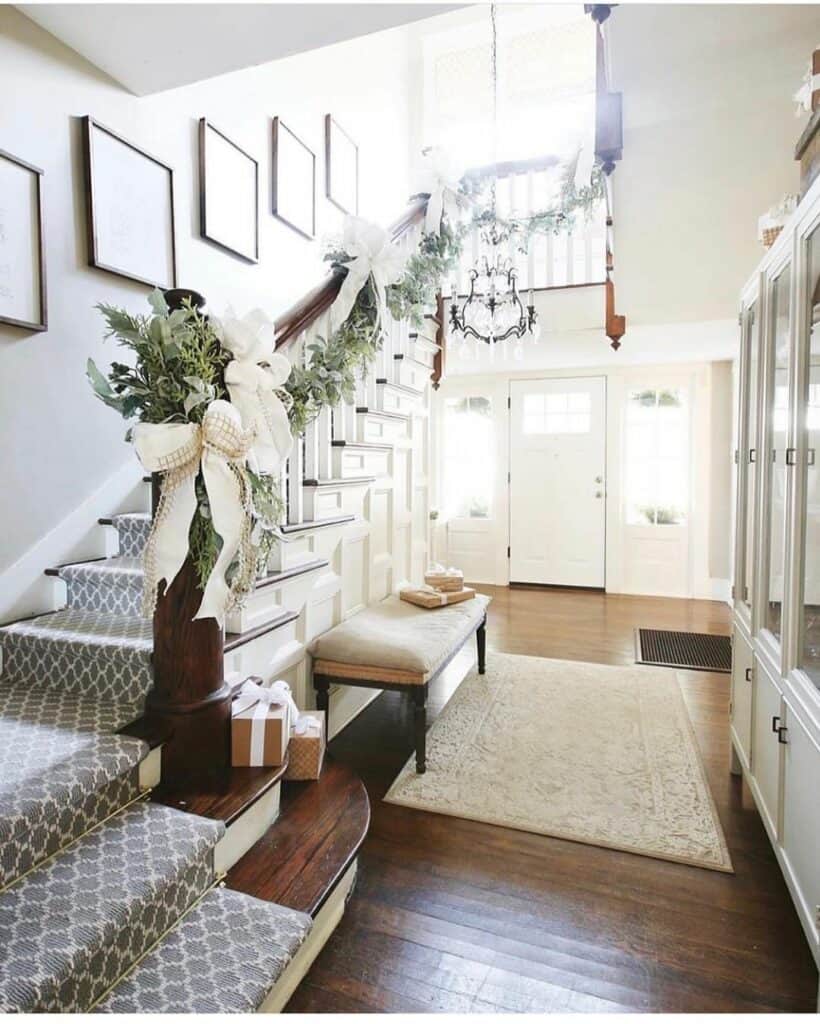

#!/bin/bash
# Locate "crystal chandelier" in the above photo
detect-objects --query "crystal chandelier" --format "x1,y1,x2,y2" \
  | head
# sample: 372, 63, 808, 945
448, 3, 540, 347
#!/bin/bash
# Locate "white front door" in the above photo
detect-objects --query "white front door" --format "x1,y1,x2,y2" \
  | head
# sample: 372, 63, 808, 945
509, 377, 606, 586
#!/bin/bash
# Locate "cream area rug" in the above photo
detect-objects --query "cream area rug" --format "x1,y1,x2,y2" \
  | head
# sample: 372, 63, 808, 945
385, 653, 733, 873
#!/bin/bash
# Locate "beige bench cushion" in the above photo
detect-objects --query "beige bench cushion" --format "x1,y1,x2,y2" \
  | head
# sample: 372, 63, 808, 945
309, 593, 490, 684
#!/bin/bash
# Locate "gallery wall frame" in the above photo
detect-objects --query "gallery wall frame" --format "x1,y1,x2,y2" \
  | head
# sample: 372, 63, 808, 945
325, 114, 359, 215
82, 116, 177, 290
272, 117, 316, 240
199, 118, 259, 264
0, 147, 47, 332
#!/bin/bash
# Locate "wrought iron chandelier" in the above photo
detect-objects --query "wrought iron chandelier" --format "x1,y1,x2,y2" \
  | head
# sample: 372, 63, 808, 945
449, 3, 539, 347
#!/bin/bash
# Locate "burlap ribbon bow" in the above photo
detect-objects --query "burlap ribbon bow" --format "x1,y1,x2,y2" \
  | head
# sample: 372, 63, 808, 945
132, 399, 256, 626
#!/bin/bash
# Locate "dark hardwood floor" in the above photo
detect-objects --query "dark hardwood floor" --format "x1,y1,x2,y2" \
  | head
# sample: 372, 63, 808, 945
285, 586, 819, 1013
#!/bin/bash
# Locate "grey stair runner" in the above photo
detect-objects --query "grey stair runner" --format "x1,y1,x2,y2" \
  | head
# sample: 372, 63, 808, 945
95, 887, 311, 1013
0, 683, 145, 888
0, 607, 153, 706
60, 557, 144, 617
109, 512, 151, 558
0, 800, 223, 1013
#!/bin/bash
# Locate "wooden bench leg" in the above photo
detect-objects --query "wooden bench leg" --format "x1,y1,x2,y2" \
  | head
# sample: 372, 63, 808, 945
477, 616, 487, 675
314, 675, 330, 727
412, 688, 427, 774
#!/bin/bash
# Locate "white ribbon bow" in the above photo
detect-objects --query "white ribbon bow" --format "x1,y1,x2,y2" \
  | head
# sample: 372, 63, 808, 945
214, 308, 294, 476
294, 713, 322, 737
132, 399, 255, 627
419, 147, 464, 236
329, 216, 407, 336
234, 677, 300, 718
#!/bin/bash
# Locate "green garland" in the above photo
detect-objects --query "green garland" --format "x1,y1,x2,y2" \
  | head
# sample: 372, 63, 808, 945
283, 216, 464, 436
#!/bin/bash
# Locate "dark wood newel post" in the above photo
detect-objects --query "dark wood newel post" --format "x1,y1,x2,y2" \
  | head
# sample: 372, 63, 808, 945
145, 288, 232, 790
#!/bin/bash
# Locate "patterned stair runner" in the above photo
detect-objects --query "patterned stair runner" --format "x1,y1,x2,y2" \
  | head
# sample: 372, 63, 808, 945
59, 557, 144, 617
0, 607, 153, 707
0, 684, 146, 888
0, 801, 223, 1013
0, 501, 319, 1011
95, 887, 311, 1013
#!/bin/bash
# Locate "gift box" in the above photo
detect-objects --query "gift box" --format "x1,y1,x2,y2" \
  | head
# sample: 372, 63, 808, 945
423, 564, 464, 592
400, 585, 476, 609
231, 678, 297, 768
284, 712, 325, 781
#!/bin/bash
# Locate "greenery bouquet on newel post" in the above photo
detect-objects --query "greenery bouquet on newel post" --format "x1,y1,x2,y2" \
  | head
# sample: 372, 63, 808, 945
87, 289, 292, 627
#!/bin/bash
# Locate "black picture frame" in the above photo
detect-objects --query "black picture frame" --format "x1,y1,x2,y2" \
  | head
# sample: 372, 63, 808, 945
199, 118, 259, 264
272, 117, 316, 240
325, 114, 359, 215
82, 116, 177, 290
0, 147, 47, 332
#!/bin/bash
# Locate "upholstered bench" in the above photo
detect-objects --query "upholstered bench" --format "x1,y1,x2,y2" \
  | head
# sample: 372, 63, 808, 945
309, 593, 490, 773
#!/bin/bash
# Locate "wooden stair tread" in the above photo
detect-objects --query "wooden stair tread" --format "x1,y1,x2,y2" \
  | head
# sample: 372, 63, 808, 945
355, 407, 409, 422
375, 378, 424, 396
331, 440, 392, 451
226, 758, 369, 917
302, 476, 375, 488
224, 609, 299, 652
151, 761, 288, 827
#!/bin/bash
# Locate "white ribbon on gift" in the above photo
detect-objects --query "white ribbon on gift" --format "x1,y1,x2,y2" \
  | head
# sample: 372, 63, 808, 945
399, 583, 448, 606
235, 678, 300, 765
213, 308, 294, 477
133, 399, 255, 626
293, 713, 322, 737
418, 147, 464, 236
329, 216, 407, 336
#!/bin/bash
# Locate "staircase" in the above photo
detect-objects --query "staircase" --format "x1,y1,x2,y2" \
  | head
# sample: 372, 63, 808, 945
0, 197, 435, 1011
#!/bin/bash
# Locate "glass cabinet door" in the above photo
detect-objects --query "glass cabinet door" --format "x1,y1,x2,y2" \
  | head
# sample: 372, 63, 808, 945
798, 228, 820, 687
763, 265, 792, 644
742, 302, 760, 610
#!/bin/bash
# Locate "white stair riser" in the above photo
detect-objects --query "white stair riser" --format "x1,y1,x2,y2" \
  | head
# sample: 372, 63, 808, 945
377, 387, 421, 416
267, 523, 349, 573
303, 482, 371, 522
213, 782, 281, 875
356, 414, 409, 444
395, 359, 429, 391
225, 568, 323, 635
331, 447, 391, 480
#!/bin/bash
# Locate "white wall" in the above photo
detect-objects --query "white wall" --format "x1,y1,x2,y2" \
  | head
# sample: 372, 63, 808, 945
609, 3, 820, 327
435, 359, 734, 601
0, 7, 414, 586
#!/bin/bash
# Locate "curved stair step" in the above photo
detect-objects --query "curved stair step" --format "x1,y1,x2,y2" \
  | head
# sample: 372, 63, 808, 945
93, 886, 311, 1013
0, 608, 153, 706
0, 800, 223, 1013
0, 684, 147, 889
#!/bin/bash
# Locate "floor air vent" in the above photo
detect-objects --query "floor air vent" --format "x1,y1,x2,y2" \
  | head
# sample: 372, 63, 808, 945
635, 628, 731, 673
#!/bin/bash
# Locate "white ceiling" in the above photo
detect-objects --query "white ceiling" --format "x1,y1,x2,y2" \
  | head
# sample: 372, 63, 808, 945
16, 3, 459, 95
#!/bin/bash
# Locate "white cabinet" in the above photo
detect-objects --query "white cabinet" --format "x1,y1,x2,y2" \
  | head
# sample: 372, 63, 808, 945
733, 172, 820, 977
781, 700, 820, 955
750, 661, 783, 839
730, 628, 754, 770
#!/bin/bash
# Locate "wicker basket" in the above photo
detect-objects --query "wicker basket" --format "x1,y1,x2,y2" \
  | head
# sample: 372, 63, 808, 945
762, 225, 784, 249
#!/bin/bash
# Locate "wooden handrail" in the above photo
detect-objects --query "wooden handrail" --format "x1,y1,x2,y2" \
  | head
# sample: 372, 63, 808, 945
274, 194, 429, 350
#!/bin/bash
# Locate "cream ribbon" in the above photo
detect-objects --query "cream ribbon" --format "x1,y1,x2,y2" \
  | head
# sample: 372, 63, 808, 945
214, 308, 294, 476
293, 714, 322, 737
132, 399, 256, 627
400, 583, 448, 606
329, 216, 407, 336
418, 148, 463, 236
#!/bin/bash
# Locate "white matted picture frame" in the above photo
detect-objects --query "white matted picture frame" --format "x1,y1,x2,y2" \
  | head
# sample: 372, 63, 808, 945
325, 115, 359, 215
199, 118, 259, 264
272, 117, 316, 240
0, 148, 47, 332
82, 116, 177, 290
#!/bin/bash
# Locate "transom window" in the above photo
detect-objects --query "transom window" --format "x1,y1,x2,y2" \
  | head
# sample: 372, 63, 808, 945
523, 391, 591, 435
